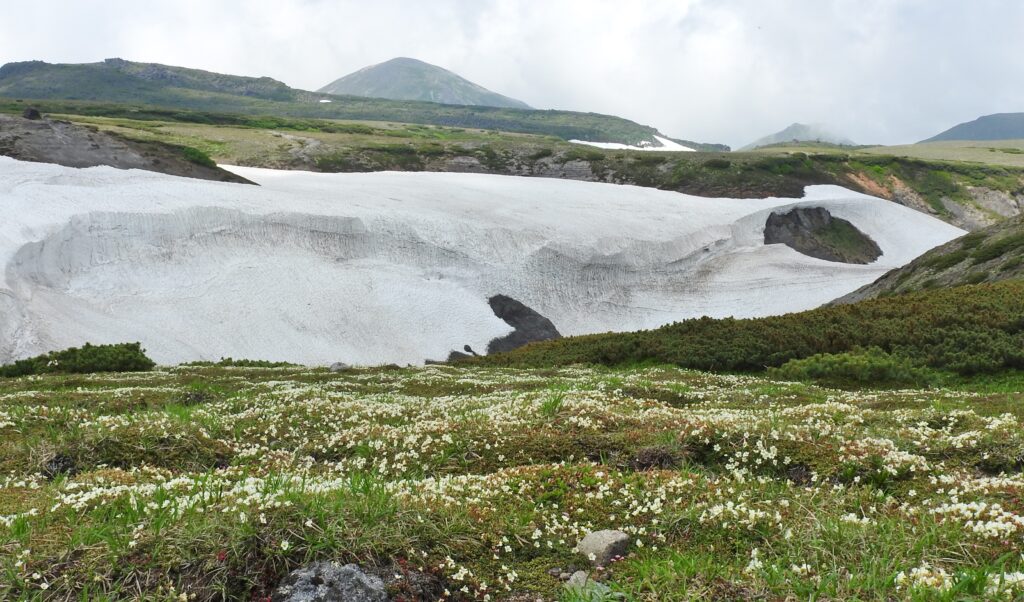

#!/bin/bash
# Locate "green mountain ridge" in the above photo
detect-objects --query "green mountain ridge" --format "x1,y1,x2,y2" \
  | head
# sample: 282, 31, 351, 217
319, 57, 530, 109
0, 58, 728, 149
922, 113, 1024, 143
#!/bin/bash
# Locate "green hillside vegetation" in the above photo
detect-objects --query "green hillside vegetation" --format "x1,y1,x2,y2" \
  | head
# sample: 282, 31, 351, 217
837, 216, 1024, 302
319, 57, 530, 109
0, 60, 726, 148
469, 280, 1024, 378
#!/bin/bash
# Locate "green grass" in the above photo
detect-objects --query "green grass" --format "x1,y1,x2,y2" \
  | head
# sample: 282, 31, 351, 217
1, 364, 1022, 600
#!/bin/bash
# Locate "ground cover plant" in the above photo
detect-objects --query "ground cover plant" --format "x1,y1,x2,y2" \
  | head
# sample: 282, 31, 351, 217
2, 363, 1024, 600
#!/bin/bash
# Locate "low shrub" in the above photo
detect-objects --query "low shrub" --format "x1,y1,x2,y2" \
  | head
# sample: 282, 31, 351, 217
0, 342, 155, 377
474, 281, 1024, 376
181, 357, 297, 368
703, 158, 732, 169
768, 347, 941, 389
180, 145, 217, 168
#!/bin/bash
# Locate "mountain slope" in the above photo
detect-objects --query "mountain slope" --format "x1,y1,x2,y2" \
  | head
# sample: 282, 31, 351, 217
0, 58, 300, 104
922, 113, 1024, 142
319, 57, 530, 109
742, 123, 854, 151
0, 59, 725, 148
835, 214, 1024, 303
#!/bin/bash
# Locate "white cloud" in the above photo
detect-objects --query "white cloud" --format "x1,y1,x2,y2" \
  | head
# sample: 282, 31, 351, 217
1, 0, 1022, 147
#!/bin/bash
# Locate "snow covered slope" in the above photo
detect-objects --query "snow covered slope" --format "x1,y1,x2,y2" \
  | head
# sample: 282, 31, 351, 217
0, 157, 963, 365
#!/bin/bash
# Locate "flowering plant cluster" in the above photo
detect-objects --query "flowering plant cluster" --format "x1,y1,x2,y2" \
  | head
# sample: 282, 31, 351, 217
0, 364, 1022, 599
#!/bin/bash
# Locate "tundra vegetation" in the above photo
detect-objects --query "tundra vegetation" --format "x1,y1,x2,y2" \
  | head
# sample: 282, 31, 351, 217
2, 283, 1024, 600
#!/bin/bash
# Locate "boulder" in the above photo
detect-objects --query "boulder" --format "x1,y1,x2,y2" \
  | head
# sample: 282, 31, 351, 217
22, 107, 41, 120
576, 530, 630, 566
272, 562, 388, 602
329, 362, 351, 373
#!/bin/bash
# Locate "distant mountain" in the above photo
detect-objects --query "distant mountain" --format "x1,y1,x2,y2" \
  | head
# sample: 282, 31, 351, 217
922, 113, 1024, 142
319, 57, 530, 109
0, 58, 726, 149
741, 123, 854, 151
0, 58, 300, 104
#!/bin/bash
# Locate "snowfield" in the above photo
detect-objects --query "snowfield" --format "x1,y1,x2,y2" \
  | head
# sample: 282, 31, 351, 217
568, 135, 695, 152
0, 157, 963, 365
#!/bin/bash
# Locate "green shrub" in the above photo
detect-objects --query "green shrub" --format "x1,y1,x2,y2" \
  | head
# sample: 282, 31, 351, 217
180, 145, 216, 168
473, 281, 1024, 376
0, 343, 155, 377
971, 232, 1024, 264
922, 248, 969, 270
703, 158, 732, 169
768, 348, 940, 389
963, 271, 989, 284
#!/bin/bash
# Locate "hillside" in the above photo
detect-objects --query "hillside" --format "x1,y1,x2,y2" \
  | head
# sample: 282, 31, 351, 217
923, 112, 1024, 142
0, 59, 724, 148
741, 122, 854, 151
0, 112, 249, 183
319, 57, 530, 109
469, 280, 1024, 376
836, 214, 1024, 303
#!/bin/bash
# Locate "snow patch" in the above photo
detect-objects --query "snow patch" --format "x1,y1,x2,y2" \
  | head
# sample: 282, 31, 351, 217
0, 158, 963, 365
568, 135, 695, 152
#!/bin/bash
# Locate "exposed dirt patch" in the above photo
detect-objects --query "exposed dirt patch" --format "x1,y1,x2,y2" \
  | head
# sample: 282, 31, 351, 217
0, 113, 251, 184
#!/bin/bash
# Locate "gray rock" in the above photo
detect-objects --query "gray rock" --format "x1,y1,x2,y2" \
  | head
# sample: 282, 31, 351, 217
329, 362, 351, 373
576, 530, 630, 567
564, 571, 618, 601
22, 107, 42, 120
272, 562, 388, 602
764, 207, 881, 264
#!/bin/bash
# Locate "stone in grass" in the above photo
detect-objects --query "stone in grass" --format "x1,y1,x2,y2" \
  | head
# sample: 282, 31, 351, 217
564, 571, 623, 601
576, 530, 630, 567
329, 362, 351, 373
272, 562, 388, 602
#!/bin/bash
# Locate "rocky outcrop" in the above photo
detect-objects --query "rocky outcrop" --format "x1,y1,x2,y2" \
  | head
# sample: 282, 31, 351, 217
764, 207, 882, 264
485, 295, 562, 354
0, 114, 251, 184
272, 563, 388, 602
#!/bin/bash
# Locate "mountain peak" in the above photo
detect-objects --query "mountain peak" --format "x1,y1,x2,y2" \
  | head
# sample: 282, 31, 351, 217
922, 113, 1024, 142
741, 123, 854, 151
318, 57, 531, 109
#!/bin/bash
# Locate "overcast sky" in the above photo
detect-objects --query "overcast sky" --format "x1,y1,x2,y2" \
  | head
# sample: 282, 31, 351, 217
2, 0, 1022, 148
